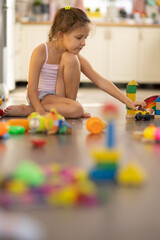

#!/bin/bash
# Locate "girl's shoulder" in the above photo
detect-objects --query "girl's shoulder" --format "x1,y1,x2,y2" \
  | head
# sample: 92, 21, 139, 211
32, 43, 46, 60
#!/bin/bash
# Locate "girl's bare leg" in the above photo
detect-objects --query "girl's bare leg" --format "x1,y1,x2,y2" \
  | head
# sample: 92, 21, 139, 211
56, 52, 90, 117
41, 94, 86, 118
3, 104, 34, 117
56, 52, 81, 100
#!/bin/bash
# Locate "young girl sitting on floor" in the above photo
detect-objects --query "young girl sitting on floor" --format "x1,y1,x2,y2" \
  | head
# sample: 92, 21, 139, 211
4, 7, 145, 118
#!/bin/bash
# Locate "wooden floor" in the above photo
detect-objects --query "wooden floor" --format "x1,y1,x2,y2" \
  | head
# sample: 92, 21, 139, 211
0, 86, 160, 240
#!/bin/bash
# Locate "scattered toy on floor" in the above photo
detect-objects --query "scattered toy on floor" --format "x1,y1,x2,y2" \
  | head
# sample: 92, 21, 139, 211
86, 117, 106, 134
117, 161, 147, 187
28, 108, 72, 134
0, 161, 99, 208
89, 103, 120, 182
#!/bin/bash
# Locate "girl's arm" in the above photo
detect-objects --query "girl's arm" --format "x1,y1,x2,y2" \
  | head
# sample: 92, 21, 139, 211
78, 54, 146, 110
27, 44, 47, 115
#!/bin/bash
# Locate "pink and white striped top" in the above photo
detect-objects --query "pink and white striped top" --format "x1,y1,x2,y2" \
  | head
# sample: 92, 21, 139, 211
38, 43, 59, 93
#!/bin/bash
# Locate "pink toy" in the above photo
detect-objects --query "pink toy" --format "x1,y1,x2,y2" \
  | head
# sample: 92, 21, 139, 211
154, 127, 160, 141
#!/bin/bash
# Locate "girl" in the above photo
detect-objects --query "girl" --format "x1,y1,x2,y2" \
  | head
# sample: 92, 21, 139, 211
4, 7, 145, 118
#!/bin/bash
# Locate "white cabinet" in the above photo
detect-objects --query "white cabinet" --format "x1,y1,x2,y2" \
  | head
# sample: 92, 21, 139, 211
81, 26, 140, 83
80, 26, 110, 82
108, 27, 139, 82
139, 27, 160, 83
15, 24, 50, 81
15, 23, 160, 84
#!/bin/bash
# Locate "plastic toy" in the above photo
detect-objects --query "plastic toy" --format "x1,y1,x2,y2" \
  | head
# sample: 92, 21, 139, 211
28, 108, 72, 134
135, 107, 151, 121
31, 138, 46, 148
89, 103, 120, 182
117, 162, 147, 186
0, 162, 99, 208
8, 126, 25, 135
7, 119, 30, 131
13, 161, 45, 187
0, 121, 8, 137
86, 117, 106, 134
143, 124, 156, 140
154, 96, 160, 118
126, 80, 138, 118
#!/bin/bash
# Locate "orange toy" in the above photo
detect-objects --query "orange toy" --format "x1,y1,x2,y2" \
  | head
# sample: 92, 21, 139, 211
7, 119, 30, 131
0, 121, 8, 137
86, 117, 106, 134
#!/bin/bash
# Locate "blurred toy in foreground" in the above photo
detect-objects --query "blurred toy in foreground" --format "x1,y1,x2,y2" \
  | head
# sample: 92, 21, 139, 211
117, 161, 147, 187
86, 117, 106, 134
28, 108, 72, 134
89, 103, 120, 182
0, 161, 98, 208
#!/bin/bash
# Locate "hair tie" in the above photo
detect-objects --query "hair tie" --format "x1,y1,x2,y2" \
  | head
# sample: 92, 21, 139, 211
65, 6, 71, 10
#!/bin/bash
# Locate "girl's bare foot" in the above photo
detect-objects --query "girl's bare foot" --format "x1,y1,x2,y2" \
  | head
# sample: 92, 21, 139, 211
3, 104, 33, 117
82, 112, 91, 118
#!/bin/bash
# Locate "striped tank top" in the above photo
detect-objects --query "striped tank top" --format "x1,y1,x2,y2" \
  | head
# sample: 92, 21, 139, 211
38, 43, 59, 93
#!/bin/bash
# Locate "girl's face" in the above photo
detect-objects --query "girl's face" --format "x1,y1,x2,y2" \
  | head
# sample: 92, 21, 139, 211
62, 24, 90, 54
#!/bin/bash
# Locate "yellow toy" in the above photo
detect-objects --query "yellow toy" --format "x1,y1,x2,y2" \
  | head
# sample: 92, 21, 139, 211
117, 162, 147, 186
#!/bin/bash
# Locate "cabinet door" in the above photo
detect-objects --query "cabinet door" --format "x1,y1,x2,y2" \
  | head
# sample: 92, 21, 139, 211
108, 27, 139, 83
80, 26, 110, 82
139, 28, 160, 83
15, 24, 50, 81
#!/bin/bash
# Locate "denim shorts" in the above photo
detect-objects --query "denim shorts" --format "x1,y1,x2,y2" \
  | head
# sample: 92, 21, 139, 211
26, 90, 55, 105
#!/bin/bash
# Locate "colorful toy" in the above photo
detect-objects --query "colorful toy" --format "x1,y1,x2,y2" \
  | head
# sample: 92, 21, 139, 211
0, 161, 99, 208
117, 162, 147, 186
154, 96, 160, 118
135, 107, 151, 121
86, 117, 106, 134
126, 80, 138, 119
28, 108, 72, 134
89, 103, 120, 182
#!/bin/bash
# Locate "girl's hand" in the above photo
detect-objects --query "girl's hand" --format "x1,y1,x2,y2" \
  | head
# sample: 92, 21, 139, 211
128, 101, 146, 111
38, 110, 49, 116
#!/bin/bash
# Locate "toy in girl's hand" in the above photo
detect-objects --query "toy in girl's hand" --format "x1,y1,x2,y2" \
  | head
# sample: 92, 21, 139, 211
0, 99, 4, 117
28, 108, 72, 134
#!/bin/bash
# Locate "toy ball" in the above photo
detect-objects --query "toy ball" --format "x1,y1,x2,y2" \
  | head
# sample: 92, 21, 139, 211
143, 124, 156, 140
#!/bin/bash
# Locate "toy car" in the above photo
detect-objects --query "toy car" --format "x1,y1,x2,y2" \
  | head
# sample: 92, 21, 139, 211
135, 108, 151, 121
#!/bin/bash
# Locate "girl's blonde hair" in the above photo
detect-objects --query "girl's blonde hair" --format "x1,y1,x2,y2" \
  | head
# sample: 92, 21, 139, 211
48, 7, 91, 41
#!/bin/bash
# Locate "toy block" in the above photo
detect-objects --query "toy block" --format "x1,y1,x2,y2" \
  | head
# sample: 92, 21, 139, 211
155, 110, 160, 115
126, 93, 136, 102
127, 80, 138, 86
126, 85, 137, 93
92, 149, 120, 163
90, 167, 117, 181
155, 102, 160, 110
127, 109, 135, 115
